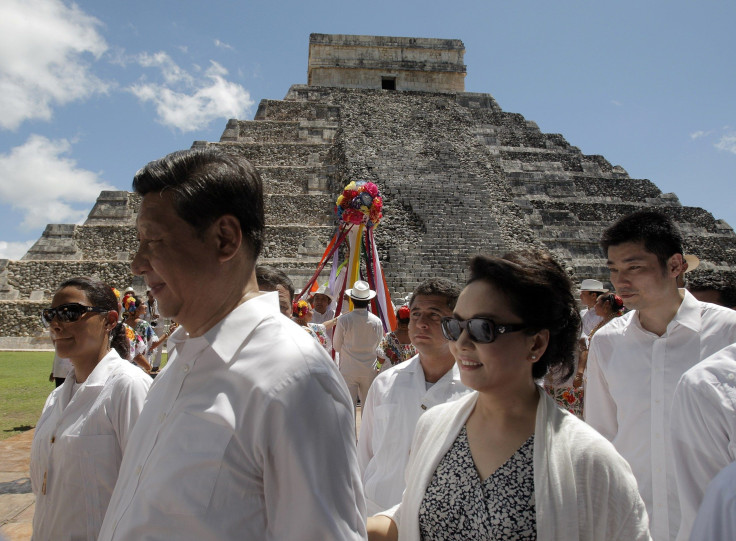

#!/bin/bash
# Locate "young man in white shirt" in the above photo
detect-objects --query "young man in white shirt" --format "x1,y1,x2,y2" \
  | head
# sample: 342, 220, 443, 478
670, 343, 736, 541
585, 209, 736, 541
358, 278, 470, 515
97, 148, 365, 541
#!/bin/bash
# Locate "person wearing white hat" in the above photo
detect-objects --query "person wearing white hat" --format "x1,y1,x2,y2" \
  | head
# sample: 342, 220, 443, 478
311, 285, 336, 325
333, 280, 384, 411
579, 278, 609, 338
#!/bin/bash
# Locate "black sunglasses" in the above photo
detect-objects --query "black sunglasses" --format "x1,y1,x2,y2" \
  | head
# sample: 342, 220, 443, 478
41, 303, 109, 327
440, 316, 526, 344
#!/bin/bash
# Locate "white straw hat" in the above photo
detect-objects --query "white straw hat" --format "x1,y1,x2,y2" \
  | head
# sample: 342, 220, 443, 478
345, 280, 377, 301
580, 279, 609, 293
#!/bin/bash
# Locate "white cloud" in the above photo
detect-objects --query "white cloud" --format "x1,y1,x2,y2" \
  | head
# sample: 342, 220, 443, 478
0, 135, 114, 230
136, 51, 191, 85
0, 240, 35, 260
715, 132, 736, 154
129, 59, 254, 132
0, 0, 108, 130
611, 100, 622, 107
690, 130, 711, 140
214, 39, 234, 51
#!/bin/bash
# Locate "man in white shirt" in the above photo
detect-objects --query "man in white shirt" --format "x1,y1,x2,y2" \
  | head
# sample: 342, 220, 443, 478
579, 278, 607, 337
97, 148, 365, 541
670, 343, 736, 541
585, 209, 736, 541
688, 461, 736, 541
333, 281, 385, 409
311, 285, 336, 325
255, 264, 295, 317
358, 278, 470, 515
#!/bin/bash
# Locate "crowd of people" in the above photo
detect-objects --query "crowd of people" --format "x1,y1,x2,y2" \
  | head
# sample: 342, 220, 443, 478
29, 147, 736, 541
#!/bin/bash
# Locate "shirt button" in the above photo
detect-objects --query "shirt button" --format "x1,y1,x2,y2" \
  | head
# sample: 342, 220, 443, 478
135, 466, 142, 475
50, 436, 55, 444
420, 404, 427, 410
728, 373, 735, 380
183, 364, 190, 373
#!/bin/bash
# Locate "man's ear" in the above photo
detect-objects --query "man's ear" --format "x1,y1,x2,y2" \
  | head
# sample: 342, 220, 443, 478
212, 215, 243, 262
667, 253, 684, 278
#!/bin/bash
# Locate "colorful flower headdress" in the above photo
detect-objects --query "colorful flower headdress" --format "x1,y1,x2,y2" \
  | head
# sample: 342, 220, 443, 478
292, 299, 312, 319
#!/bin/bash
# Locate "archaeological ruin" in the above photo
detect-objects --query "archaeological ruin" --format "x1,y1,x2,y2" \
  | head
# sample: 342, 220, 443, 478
1, 32, 735, 348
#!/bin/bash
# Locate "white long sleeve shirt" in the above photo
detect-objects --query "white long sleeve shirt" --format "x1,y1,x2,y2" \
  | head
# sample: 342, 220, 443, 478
689, 461, 736, 541
357, 355, 469, 515
671, 343, 736, 541
31, 350, 151, 541
585, 291, 736, 541
97, 292, 366, 541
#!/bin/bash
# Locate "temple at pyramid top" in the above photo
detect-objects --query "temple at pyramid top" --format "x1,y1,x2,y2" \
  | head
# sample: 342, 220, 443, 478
307, 33, 466, 93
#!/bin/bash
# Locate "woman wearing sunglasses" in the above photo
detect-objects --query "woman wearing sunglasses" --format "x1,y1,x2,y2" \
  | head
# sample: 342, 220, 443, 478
368, 252, 650, 541
31, 277, 152, 541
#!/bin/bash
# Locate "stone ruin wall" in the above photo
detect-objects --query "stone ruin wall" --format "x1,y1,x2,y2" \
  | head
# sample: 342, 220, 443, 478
2, 34, 735, 346
308, 33, 466, 93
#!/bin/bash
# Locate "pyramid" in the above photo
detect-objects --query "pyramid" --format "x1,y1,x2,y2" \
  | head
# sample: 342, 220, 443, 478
1, 33, 734, 348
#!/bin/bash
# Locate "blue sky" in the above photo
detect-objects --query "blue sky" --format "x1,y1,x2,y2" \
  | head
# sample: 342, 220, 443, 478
1, 0, 734, 259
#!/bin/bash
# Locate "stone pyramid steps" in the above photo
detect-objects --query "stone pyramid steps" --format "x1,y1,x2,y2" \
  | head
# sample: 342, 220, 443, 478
258, 166, 330, 193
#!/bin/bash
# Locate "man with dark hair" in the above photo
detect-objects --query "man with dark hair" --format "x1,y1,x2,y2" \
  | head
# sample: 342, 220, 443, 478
357, 277, 469, 515
333, 280, 384, 410
585, 209, 736, 541
98, 148, 365, 540
255, 264, 295, 317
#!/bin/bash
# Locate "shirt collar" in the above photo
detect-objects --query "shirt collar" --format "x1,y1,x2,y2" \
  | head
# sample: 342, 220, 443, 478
82, 349, 123, 388
668, 289, 702, 333
202, 291, 281, 363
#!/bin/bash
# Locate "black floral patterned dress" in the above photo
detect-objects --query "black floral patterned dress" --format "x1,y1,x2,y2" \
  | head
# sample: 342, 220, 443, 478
418, 426, 536, 540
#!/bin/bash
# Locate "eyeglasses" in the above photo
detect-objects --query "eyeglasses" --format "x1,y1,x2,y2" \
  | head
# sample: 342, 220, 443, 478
440, 317, 526, 344
41, 303, 109, 327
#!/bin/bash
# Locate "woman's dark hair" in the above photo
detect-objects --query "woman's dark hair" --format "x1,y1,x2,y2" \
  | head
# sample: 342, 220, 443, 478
598, 293, 624, 315
467, 251, 580, 383
133, 147, 264, 258
56, 277, 130, 359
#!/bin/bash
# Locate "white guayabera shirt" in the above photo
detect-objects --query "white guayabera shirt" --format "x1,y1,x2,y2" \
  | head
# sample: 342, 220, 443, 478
585, 291, 736, 541
97, 292, 367, 541
31, 350, 151, 541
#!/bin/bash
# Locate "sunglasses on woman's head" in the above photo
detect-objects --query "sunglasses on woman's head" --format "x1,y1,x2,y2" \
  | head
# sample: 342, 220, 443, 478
41, 303, 109, 327
440, 316, 526, 344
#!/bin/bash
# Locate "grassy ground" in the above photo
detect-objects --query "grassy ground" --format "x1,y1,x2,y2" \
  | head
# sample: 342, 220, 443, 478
0, 351, 55, 440
0, 351, 168, 441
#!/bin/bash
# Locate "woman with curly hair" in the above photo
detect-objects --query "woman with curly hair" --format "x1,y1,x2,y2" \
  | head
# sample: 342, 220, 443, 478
368, 251, 650, 541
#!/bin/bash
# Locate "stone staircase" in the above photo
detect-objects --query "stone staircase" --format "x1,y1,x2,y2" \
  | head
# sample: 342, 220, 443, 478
3, 82, 736, 345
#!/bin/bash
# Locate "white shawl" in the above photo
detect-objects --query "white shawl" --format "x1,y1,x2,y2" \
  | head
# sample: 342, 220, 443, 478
381, 388, 651, 541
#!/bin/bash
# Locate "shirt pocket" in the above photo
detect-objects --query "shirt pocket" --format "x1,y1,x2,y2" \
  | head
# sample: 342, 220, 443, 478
154, 412, 233, 516
75, 433, 121, 538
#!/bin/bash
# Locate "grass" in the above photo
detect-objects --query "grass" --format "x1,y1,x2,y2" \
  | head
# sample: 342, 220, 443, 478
0, 351, 55, 441
0, 351, 168, 441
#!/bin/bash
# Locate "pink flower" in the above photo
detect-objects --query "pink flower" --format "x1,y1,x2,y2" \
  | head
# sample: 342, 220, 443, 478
364, 182, 379, 197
